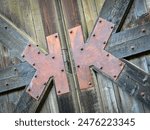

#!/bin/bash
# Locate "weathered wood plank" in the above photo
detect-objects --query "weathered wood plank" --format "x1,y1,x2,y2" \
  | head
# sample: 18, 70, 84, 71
135, 0, 148, 18
0, 14, 36, 61
107, 22, 150, 58
100, 0, 134, 32
29, 0, 47, 50
14, 78, 53, 113
116, 60, 150, 109
0, 62, 35, 94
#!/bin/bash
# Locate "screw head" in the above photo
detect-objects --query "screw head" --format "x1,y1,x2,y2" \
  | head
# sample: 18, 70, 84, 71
58, 91, 61, 94
55, 35, 58, 38
111, 26, 114, 29
114, 75, 117, 78
35, 75, 37, 78
131, 46, 135, 50
77, 65, 80, 68
103, 41, 106, 44
14, 68, 17, 71
142, 29, 146, 33
28, 89, 31, 92
6, 83, 9, 86
93, 34, 96, 37
140, 92, 145, 97
100, 67, 103, 70
28, 44, 31, 47
88, 82, 92, 86
36, 44, 39, 47
33, 63, 35, 66
38, 51, 40, 54
119, 63, 123, 66
99, 20, 102, 23
106, 53, 110, 57
70, 31, 73, 34
80, 48, 84, 51
22, 55, 25, 58
61, 69, 64, 72
52, 56, 55, 59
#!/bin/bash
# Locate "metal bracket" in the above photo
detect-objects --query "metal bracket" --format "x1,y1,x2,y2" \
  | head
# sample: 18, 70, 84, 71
22, 33, 69, 100
68, 18, 125, 89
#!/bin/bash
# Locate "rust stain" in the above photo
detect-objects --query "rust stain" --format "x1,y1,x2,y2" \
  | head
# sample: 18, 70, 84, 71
69, 18, 125, 90
22, 34, 69, 100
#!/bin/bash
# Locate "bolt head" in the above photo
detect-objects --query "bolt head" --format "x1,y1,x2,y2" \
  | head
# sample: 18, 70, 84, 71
140, 92, 145, 97
93, 34, 96, 37
142, 29, 146, 33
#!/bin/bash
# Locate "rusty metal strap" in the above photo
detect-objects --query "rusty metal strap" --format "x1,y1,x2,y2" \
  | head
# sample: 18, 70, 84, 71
22, 34, 69, 100
68, 18, 125, 89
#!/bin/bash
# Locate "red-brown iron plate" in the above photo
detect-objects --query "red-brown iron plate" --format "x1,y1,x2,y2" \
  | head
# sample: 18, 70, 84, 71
22, 34, 69, 100
69, 17, 125, 90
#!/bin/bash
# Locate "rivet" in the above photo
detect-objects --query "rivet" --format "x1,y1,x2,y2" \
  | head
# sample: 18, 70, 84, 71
6, 83, 9, 86
140, 92, 145, 97
119, 63, 123, 66
114, 75, 117, 78
100, 67, 103, 70
131, 46, 135, 50
88, 82, 92, 86
93, 34, 96, 37
70, 30, 73, 34
106, 53, 109, 57
142, 29, 146, 33
28, 44, 31, 47
77, 65, 80, 68
103, 41, 106, 44
14, 68, 17, 71
80, 48, 84, 51
33, 63, 35, 66
58, 91, 61, 94
55, 35, 58, 38
52, 56, 55, 59
99, 20, 102, 23
61, 69, 64, 72
111, 26, 114, 29
38, 51, 40, 54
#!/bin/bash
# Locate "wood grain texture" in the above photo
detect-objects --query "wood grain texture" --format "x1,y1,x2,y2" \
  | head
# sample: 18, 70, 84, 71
107, 22, 150, 58
0, 62, 35, 94
0, 0, 57, 113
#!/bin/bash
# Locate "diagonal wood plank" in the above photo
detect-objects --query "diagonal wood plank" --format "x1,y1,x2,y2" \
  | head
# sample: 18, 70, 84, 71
0, 62, 35, 94
108, 22, 150, 58
99, 0, 134, 32
0, 14, 37, 61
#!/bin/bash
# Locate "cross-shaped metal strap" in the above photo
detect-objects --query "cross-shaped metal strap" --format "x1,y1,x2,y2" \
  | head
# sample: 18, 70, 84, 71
68, 18, 125, 89
22, 34, 69, 100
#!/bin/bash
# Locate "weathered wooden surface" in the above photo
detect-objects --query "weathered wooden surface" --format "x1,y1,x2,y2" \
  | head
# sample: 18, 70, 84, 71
0, 62, 35, 94
0, 0, 150, 113
14, 78, 53, 113
108, 22, 150, 58
0, 0, 57, 113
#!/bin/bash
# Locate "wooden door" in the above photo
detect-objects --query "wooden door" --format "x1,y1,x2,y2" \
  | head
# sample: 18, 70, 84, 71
0, 0, 150, 113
